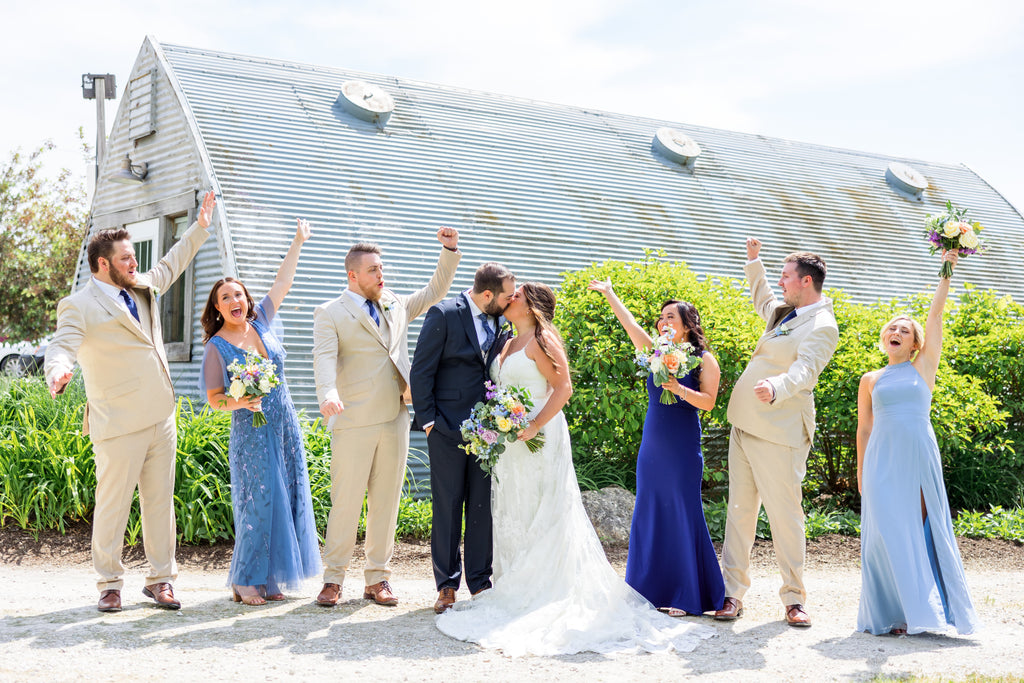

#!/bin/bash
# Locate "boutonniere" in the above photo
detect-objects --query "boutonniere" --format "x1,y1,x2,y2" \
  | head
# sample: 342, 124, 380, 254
773, 323, 790, 337
381, 300, 394, 313
151, 287, 160, 299
500, 321, 512, 335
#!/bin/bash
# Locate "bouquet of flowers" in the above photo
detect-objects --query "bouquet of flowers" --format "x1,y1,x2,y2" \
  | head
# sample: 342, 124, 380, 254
460, 381, 545, 478
925, 200, 983, 278
635, 326, 701, 405
226, 348, 280, 428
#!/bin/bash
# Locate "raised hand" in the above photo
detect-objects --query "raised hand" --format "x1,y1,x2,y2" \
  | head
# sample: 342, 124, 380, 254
437, 226, 459, 250
746, 237, 762, 261
295, 218, 312, 243
941, 249, 958, 274
197, 191, 217, 229
587, 279, 614, 296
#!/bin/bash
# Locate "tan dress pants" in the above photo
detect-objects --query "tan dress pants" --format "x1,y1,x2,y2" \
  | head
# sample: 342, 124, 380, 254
721, 426, 809, 606
322, 408, 410, 587
91, 415, 178, 591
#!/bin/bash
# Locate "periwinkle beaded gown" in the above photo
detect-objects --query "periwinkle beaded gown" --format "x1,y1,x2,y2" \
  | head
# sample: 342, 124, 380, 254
857, 361, 978, 635
435, 347, 714, 656
201, 296, 321, 591
625, 360, 725, 615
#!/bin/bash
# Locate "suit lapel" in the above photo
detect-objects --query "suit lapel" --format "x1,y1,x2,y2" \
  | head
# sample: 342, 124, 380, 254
341, 292, 386, 345
87, 281, 149, 341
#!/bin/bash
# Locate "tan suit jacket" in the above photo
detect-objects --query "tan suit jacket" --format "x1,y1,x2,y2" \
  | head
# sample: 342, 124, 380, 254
312, 248, 461, 431
44, 221, 210, 441
726, 259, 839, 448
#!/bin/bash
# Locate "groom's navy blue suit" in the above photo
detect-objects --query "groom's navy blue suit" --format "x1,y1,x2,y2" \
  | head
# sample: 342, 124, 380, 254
411, 292, 511, 593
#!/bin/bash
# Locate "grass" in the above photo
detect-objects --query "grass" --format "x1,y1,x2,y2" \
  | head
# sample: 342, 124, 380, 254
3, 374, 1023, 545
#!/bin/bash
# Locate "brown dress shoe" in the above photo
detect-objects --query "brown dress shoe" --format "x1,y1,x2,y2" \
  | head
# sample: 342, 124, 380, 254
434, 587, 456, 614
316, 583, 342, 607
714, 596, 744, 621
785, 604, 811, 628
142, 582, 181, 610
98, 589, 121, 613
363, 580, 399, 606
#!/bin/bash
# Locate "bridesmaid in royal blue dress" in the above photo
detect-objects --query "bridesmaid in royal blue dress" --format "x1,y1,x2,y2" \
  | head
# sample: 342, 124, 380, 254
856, 250, 978, 636
590, 280, 726, 616
199, 219, 321, 606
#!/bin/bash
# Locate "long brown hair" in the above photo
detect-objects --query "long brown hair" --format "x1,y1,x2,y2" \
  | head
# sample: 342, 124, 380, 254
201, 277, 257, 343
661, 299, 709, 380
519, 282, 563, 366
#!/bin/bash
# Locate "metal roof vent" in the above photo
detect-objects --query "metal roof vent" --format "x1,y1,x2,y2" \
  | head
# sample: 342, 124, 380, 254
885, 162, 928, 200
652, 127, 701, 170
337, 80, 395, 125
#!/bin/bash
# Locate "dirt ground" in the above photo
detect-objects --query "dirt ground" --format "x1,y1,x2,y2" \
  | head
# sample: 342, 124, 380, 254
1, 525, 1023, 682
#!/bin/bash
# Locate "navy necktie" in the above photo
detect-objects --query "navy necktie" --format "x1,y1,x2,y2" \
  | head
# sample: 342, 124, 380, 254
119, 290, 140, 322
780, 309, 797, 325
365, 299, 380, 326
478, 313, 495, 352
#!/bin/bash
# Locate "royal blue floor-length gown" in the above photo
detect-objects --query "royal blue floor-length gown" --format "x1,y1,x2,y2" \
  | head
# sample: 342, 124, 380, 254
202, 296, 321, 590
857, 361, 978, 635
625, 360, 725, 615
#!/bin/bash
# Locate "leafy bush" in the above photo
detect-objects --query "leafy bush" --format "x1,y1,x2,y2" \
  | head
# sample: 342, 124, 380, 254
0, 375, 433, 543
555, 254, 1024, 510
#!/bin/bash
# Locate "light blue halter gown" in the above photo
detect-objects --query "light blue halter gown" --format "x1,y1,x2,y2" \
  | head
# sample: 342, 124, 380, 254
857, 361, 979, 635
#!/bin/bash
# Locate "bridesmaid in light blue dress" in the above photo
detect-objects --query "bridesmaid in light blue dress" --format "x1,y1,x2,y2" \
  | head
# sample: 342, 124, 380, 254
199, 219, 321, 606
855, 250, 978, 636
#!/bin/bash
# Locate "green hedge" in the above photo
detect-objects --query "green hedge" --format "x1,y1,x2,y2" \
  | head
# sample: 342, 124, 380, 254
556, 253, 1024, 509
0, 376, 431, 544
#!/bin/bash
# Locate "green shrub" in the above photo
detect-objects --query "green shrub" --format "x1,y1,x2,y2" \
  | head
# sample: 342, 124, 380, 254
0, 375, 433, 543
555, 254, 1024, 510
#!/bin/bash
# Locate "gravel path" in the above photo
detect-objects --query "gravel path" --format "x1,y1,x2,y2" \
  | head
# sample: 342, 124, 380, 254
1, 534, 1022, 682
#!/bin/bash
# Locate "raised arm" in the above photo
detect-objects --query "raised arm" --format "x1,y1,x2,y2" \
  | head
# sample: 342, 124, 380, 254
519, 330, 573, 441
913, 250, 957, 388
266, 218, 311, 312
400, 227, 461, 320
587, 279, 653, 349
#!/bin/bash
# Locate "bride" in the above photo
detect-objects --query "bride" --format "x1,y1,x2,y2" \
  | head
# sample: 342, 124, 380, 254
435, 283, 715, 656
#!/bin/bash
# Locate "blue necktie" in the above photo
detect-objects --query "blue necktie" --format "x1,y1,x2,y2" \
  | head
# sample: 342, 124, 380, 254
478, 313, 495, 352
780, 309, 797, 325
119, 290, 140, 322
365, 299, 380, 326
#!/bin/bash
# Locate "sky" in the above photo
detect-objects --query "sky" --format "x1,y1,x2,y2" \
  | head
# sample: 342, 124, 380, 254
1, 0, 1022, 213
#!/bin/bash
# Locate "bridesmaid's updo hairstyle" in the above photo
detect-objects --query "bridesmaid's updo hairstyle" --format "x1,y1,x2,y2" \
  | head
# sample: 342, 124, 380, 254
878, 315, 924, 356
201, 277, 257, 343
661, 299, 709, 380
520, 282, 563, 366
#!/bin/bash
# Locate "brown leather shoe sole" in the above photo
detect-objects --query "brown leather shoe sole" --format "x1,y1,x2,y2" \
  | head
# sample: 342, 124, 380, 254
142, 584, 181, 610
714, 597, 744, 621
433, 588, 456, 614
363, 582, 398, 606
97, 590, 121, 613
785, 604, 812, 628
316, 583, 341, 607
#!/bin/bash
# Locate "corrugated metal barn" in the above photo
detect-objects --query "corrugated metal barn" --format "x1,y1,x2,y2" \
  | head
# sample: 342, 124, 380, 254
84, 36, 1024, 445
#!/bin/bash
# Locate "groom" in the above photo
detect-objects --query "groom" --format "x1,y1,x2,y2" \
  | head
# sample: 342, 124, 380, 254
410, 262, 516, 614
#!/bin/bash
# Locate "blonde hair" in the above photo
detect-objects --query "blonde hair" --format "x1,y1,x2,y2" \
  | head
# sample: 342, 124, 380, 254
878, 315, 924, 356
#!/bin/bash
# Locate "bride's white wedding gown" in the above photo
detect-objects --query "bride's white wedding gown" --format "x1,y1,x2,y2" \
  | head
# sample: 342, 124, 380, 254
435, 348, 715, 656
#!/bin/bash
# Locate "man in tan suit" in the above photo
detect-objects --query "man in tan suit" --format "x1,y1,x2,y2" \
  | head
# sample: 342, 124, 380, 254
312, 228, 461, 607
45, 191, 217, 612
716, 237, 839, 627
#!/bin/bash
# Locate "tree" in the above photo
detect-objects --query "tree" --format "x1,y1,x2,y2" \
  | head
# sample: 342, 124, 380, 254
0, 137, 89, 343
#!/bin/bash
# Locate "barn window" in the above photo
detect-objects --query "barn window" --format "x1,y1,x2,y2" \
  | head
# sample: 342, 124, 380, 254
128, 68, 157, 141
